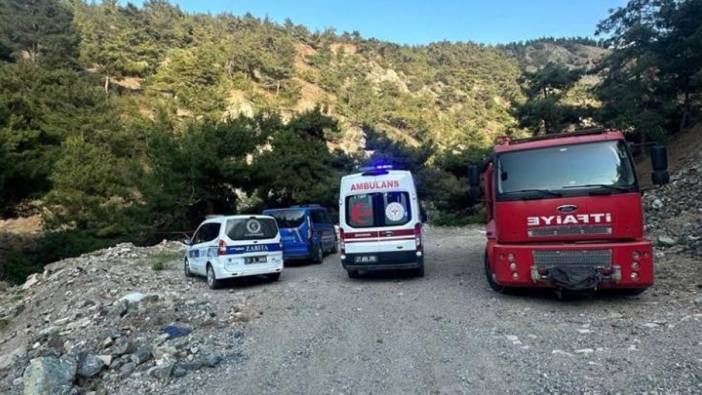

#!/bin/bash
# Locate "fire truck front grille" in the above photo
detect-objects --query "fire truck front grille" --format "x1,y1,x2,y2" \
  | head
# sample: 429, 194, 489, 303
533, 249, 612, 268
528, 225, 612, 237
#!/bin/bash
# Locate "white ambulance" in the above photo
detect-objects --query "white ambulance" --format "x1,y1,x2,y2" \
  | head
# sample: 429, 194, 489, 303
339, 166, 426, 278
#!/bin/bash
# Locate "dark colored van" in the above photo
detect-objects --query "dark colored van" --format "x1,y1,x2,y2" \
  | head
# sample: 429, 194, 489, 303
262, 205, 338, 263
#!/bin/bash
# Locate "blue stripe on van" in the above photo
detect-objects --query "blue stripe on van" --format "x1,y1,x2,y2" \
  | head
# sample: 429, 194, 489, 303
225, 243, 282, 255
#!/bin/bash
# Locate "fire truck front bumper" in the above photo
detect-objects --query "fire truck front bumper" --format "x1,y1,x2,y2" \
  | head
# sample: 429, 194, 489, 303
490, 241, 654, 290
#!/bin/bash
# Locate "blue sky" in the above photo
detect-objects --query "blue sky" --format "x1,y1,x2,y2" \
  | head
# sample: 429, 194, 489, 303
127, 0, 628, 45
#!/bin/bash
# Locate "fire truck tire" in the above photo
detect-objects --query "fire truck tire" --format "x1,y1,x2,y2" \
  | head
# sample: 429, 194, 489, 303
617, 288, 647, 296
484, 252, 506, 293
414, 263, 425, 277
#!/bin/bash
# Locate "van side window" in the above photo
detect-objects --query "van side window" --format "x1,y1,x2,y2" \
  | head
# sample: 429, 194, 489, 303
193, 223, 220, 244
311, 210, 328, 224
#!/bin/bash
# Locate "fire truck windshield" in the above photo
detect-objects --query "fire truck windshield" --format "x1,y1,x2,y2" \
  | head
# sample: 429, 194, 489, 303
496, 140, 637, 200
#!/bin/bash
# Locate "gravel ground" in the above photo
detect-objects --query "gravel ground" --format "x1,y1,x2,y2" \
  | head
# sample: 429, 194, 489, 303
157, 226, 702, 395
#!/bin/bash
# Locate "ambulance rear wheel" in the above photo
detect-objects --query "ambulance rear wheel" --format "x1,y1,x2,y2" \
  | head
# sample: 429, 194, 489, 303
484, 252, 506, 293
347, 270, 360, 279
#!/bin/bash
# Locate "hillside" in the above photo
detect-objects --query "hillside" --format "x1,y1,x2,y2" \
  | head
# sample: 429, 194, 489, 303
63, 2, 529, 151
501, 38, 608, 72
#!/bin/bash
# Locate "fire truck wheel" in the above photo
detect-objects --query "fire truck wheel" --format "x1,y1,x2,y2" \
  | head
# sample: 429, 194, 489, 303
414, 263, 425, 277
484, 252, 506, 293
617, 288, 647, 296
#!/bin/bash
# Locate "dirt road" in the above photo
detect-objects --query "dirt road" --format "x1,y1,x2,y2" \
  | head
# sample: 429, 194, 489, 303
162, 226, 702, 395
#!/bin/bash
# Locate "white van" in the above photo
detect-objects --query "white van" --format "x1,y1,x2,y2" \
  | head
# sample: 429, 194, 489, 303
184, 215, 284, 289
339, 167, 425, 278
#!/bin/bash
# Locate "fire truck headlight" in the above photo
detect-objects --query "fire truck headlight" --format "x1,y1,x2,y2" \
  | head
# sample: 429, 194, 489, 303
631, 261, 640, 271
512, 272, 519, 279
630, 272, 639, 281
632, 250, 641, 261
507, 253, 516, 263
509, 263, 517, 271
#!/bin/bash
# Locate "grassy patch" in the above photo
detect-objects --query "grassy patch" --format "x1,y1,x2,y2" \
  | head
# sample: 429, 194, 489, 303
148, 251, 182, 271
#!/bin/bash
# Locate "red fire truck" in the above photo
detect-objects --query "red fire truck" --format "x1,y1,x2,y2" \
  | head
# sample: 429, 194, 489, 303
468, 129, 669, 294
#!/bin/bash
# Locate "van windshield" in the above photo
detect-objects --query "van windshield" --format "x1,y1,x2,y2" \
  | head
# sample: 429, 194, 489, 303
267, 209, 306, 228
346, 192, 411, 228
226, 218, 278, 240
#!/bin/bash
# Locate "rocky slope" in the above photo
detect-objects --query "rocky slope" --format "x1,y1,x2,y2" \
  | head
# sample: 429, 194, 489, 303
502, 39, 608, 72
0, 242, 254, 394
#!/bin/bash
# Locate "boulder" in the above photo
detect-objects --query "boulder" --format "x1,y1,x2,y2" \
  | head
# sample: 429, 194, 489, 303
77, 354, 105, 378
130, 345, 152, 365
657, 235, 678, 247
21, 274, 40, 291
147, 360, 175, 381
118, 292, 145, 305
22, 356, 76, 395
163, 324, 192, 339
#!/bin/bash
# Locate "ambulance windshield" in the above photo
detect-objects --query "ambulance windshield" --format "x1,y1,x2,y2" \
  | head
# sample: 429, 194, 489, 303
346, 192, 411, 228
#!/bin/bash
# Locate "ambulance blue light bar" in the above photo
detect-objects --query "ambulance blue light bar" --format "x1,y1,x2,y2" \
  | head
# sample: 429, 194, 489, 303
360, 164, 394, 175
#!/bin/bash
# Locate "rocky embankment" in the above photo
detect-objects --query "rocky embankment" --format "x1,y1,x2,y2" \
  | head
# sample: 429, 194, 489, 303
0, 242, 254, 394
644, 149, 702, 257
642, 148, 702, 298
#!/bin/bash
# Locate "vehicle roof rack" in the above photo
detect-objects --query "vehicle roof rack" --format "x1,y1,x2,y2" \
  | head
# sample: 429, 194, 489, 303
502, 128, 610, 145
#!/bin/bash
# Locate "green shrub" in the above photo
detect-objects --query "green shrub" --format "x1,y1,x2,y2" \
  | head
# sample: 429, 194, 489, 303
148, 251, 181, 271
0, 251, 40, 284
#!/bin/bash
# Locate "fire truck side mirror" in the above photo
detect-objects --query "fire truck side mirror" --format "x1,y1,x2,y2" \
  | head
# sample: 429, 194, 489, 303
468, 164, 481, 201
650, 144, 669, 186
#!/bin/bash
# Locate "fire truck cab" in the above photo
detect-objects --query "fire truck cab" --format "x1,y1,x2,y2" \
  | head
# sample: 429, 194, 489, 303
469, 129, 669, 293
